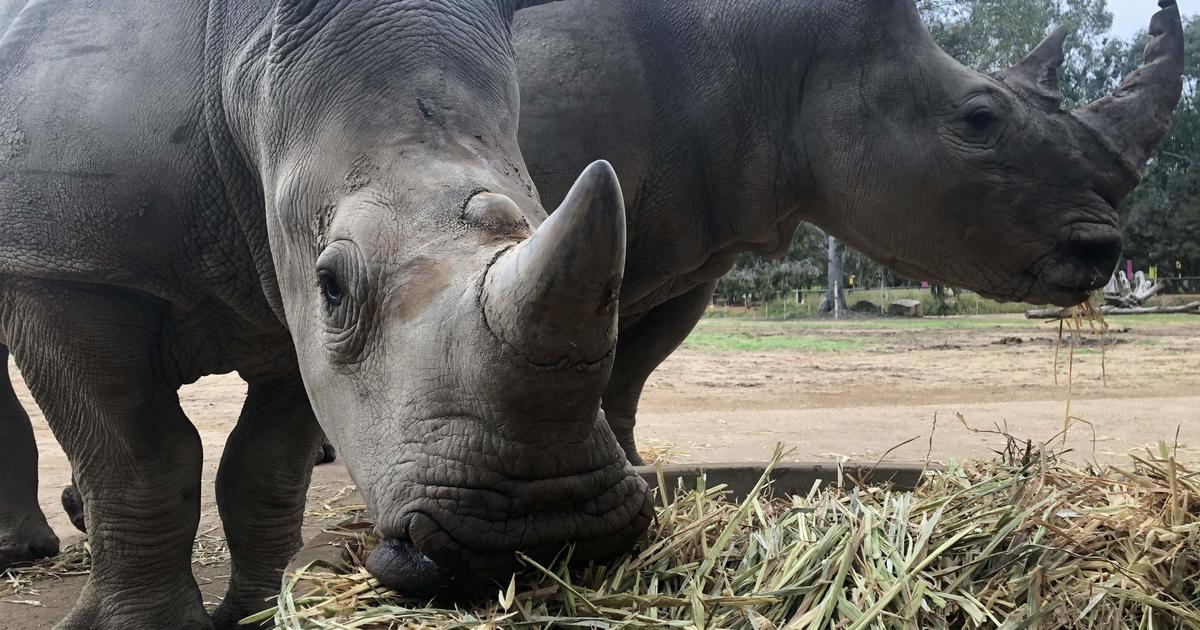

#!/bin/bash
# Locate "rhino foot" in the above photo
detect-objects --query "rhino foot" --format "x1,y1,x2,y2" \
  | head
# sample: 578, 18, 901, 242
60, 485, 86, 533
55, 581, 213, 630
211, 600, 268, 630
604, 412, 645, 466
314, 438, 337, 465
623, 442, 647, 467
0, 514, 60, 572
612, 428, 646, 466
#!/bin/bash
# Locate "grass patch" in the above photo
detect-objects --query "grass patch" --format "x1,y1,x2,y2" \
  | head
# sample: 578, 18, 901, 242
682, 332, 869, 352
695, 316, 1031, 334
709, 288, 1035, 319
1105, 313, 1200, 327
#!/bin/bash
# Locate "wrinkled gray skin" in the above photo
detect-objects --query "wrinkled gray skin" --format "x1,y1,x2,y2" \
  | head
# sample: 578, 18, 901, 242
0, 0, 652, 627
513, 0, 1186, 464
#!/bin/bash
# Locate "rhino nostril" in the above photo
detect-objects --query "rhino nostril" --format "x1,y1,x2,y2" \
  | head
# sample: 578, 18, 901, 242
1068, 231, 1122, 275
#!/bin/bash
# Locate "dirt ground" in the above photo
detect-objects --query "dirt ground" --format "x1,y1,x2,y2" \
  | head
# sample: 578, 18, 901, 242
3, 313, 1198, 626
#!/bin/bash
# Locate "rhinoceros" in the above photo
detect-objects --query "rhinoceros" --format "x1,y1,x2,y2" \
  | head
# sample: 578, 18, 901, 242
513, 0, 1186, 464
0, 0, 652, 627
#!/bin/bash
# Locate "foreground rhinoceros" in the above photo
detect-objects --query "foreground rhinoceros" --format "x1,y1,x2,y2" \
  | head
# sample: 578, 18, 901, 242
514, 0, 1185, 464
0, 0, 651, 627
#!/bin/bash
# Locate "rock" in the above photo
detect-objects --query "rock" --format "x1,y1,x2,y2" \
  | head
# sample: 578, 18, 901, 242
850, 299, 880, 314
888, 299, 923, 317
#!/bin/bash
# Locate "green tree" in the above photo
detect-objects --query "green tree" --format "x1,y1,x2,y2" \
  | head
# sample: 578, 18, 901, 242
918, 0, 1114, 105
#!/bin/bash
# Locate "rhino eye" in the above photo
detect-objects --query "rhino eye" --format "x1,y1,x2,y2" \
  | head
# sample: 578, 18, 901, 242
315, 241, 361, 312
315, 241, 372, 365
966, 107, 995, 130
317, 269, 343, 307
946, 95, 1006, 150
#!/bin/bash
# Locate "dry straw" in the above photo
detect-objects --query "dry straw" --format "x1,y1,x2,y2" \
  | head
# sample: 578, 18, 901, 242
0, 542, 91, 600
0, 531, 228, 599
1050, 292, 1111, 448
247, 441, 1200, 629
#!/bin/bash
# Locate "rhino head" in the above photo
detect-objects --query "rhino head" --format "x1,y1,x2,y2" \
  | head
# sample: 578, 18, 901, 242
806, 0, 1184, 306
251, 0, 650, 590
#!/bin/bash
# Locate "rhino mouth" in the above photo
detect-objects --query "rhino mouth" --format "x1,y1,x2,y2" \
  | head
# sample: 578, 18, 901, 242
368, 494, 651, 595
360, 416, 653, 595
1029, 222, 1121, 307
365, 536, 443, 596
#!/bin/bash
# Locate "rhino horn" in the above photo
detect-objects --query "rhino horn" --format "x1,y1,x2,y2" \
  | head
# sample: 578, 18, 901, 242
482, 160, 624, 368
996, 26, 1068, 110
1072, 0, 1185, 176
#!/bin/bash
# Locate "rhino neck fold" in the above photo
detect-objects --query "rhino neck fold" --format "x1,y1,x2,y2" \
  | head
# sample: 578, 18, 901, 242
202, 2, 290, 327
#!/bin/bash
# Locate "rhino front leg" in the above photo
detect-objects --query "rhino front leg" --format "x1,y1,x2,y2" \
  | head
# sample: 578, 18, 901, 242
0, 343, 60, 570
62, 425, 334, 537
212, 374, 323, 629
604, 281, 718, 465
5, 284, 210, 630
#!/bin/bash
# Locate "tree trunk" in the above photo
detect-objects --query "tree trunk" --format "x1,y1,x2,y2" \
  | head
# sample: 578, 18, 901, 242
824, 235, 847, 319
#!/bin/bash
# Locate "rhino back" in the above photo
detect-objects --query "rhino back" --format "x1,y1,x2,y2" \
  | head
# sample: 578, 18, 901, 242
514, 1, 654, 212
0, 0, 276, 326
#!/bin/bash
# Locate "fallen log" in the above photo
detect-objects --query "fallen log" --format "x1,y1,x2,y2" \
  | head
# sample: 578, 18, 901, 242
1026, 301, 1200, 319
1132, 281, 1162, 304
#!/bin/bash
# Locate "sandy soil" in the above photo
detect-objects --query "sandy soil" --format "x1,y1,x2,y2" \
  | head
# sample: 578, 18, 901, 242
3, 313, 1198, 627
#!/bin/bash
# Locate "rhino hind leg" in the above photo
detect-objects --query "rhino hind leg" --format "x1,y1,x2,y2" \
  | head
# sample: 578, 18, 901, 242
61, 483, 85, 533
0, 343, 61, 570
4, 283, 211, 630
211, 374, 324, 630
603, 281, 718, 466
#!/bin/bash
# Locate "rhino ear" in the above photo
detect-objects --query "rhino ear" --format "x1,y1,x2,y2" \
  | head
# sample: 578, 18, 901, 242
995, 26, 1069, 110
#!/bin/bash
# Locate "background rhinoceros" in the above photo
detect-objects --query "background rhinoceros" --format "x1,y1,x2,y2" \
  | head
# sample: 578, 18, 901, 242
513, 0, 1185, 464
0, 0, 651, 628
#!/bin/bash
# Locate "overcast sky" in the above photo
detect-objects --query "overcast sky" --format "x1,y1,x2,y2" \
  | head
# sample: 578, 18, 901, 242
1107, 0, 1191, 39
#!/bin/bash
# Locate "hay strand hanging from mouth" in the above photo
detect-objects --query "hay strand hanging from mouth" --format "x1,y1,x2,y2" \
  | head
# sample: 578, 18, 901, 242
1050, 292, 1111, 448
251, 441, 1200, 629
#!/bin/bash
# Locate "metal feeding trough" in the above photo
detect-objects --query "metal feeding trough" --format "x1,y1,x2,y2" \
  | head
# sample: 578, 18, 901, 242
635, 462, 929, 500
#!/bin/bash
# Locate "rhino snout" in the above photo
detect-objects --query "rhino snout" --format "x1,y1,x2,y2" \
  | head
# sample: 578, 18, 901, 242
361, 447, 653, 596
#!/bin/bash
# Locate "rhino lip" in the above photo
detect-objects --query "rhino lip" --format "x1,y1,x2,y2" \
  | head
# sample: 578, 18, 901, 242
364, 536, 446, 597
1040, 284, 1093, 308
365, 476, 654, 593
358, 415, 653, 592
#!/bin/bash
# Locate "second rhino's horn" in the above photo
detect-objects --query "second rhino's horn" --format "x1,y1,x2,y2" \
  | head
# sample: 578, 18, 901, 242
996, 25, 1068, 110
1072, 0, 1185, 176
482, 160, 625, 368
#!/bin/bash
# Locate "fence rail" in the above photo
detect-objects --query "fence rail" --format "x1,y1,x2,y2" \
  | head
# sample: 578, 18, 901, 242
709, 278, 1200, 319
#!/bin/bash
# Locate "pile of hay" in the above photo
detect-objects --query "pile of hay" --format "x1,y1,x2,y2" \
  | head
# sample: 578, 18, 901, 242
0, 542, 91, 601
250, 444, 1200, 629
